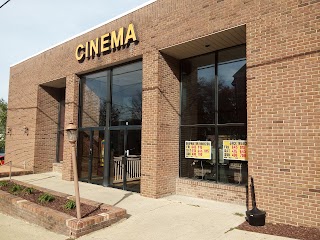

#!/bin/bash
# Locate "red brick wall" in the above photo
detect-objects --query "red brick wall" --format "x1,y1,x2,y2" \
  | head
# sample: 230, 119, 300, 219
176, 178, 246, 205
6, 0, 320, 228
34, 86, 64, 173
81, 85, 100, 127
62, 75, 79, 181
141, 52, 180, 198
141, 50, 159, 197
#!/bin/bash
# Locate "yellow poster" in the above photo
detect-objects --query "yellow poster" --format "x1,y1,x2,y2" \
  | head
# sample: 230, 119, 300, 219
185, 141, 211, 160
223, 140, 247, 161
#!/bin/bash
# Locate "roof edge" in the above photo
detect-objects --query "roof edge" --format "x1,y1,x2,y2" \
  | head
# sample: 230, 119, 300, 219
10, 0, 157, 67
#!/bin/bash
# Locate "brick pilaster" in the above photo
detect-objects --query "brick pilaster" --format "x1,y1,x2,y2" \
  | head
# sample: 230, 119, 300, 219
62, 74, 79, 181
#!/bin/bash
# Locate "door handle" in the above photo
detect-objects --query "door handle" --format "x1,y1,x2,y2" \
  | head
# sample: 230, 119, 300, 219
89, 148, 93, 156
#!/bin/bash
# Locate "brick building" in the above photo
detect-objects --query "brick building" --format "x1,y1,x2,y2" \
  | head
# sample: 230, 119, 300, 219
6, 0, 319, 228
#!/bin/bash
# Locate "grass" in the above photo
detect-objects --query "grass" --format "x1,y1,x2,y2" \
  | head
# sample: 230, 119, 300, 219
234, 212, 245, 217
22, 187, 34, 195
10, 184, 24, 194
225, 227, 235, 234
0, 181, 9, 187
64, 200, 76, 210
38, 193, 55, 203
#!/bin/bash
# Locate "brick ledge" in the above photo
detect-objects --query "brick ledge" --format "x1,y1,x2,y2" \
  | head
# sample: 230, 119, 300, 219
0, 180, 127, 238
176, 178, 246, 205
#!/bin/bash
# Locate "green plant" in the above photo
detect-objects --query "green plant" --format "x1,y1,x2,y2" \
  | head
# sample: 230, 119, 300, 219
224, 227, 235, 234
64, 200, 76, 210
38, 193, 55, 203
0, 98, 7, 152
23, 187, 34, 195
234, 212, 244, 217
10, 184, 24, 194
0, 181, 9, 187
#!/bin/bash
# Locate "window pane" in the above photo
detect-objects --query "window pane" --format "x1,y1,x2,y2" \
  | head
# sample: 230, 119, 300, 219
179, 45, 248, 186
112, 61, 142, 126
180, 126, 216, 181
113, 61, 142, 76
81, 70, 109, 127
181, 53, 215, 125
217, 126, 248, 185
218, 45, 246, 123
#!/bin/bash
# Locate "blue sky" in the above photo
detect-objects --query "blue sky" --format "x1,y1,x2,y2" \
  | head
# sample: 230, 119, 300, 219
0, 0, 151, 102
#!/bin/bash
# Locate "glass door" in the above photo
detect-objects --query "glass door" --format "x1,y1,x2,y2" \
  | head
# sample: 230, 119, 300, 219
78, 128, 105, 185
78, 130, 90, 182
110, 128, 141, 192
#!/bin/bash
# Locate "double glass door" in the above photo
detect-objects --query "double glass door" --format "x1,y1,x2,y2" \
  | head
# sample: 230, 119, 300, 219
78, 127, 141, 192
78, 128, 105, 185
78, 61, 143, 192
109, 128, 141, 192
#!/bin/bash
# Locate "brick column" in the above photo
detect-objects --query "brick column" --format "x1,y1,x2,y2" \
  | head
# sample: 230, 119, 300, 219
141, 50, 160, 197
141, 51, 180, 198
62, 74, 79, 181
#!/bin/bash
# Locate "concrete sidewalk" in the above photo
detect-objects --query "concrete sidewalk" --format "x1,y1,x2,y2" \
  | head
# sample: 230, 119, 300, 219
1, 172, 296, 240
0, 164, 33, 177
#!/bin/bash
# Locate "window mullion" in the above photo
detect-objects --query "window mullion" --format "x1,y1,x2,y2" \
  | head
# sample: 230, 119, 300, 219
214, 52, 219, 183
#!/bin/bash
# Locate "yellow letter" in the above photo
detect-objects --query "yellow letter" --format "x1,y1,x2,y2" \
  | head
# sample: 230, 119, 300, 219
124, 23, 137, 44
100, 33, 110, 53
90, 38, 99, 57
111, 27, 124, 49
75, 44, 85, 61
85, 41, 89, 58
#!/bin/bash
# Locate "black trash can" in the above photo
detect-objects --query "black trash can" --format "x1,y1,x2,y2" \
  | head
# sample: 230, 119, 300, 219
246, 206, 266, 226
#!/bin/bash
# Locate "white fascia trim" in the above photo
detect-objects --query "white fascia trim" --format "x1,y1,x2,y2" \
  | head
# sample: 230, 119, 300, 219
10, 0, 157, 67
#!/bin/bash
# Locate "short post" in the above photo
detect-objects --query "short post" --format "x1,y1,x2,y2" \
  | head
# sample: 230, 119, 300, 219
66, 122, 81, 219
9, 161, 12, 180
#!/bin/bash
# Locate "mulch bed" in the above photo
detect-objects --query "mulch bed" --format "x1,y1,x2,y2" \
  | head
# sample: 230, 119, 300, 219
238, 221, 320, 240
0, 180, 105, 218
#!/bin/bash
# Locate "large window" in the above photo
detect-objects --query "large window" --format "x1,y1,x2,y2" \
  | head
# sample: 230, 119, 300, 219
79, 61, 142, 128
180, 45, 247, 185
78, 61, 142, 189
80, 70, 110, 127
112, 61, 142, 126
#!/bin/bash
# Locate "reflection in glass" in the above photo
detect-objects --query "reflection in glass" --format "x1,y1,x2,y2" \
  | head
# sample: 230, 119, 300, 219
78, 130, 105, 185
78, 61, 142, 191
112, 62, 142, 126
81, 71, 110, 127
180, 126, 247, 185
217, 126, 247, 185
91, 130, 105, 185
78, 131, 90, 181
218, 46, 246, 123
110, 130, 141, 192
180, 126, 216, 181
180, 45, 248, 186
181, 53, 215, 125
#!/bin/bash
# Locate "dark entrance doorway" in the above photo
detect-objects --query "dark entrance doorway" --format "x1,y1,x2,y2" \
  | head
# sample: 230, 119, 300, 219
109, 127, 141, 192
77, 60, 142, 192
78, 128, 105, 185
78, 127, 141, 192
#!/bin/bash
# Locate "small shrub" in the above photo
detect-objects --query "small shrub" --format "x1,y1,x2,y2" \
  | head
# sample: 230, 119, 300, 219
23, 187, 34, 195
234, 212, 244, 217
64, 200, 76, 210
0, 181, 9, 187
10, 184, 24, 194
38, 193, 55, 203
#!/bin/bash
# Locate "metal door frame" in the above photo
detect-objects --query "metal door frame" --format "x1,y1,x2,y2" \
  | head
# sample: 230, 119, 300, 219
78, 127, 105, 184
107, 125, 141, 191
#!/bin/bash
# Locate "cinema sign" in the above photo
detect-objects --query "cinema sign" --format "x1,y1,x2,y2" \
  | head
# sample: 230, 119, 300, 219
75, 23, 138, 61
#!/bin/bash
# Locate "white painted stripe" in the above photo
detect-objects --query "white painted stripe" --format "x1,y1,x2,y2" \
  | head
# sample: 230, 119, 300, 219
10, 0, 157, 67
